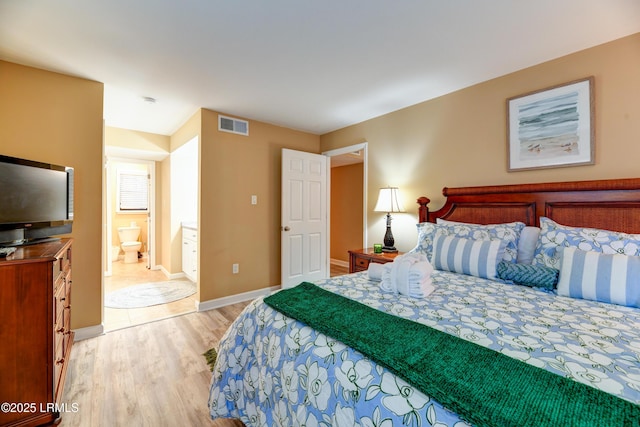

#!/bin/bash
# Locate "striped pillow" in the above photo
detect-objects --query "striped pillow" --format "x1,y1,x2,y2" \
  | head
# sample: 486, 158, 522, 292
557, 247, 640, 308
431, 234, 506, 280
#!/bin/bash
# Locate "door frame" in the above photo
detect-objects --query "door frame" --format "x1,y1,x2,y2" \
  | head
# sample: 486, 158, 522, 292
104, 155, 158, 276
323, 142, 369, 252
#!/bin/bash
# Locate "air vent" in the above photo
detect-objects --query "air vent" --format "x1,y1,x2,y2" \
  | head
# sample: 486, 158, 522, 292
218, 115, 249, 136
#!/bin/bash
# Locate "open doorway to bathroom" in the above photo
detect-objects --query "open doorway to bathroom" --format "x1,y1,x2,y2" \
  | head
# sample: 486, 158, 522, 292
103, 137, 198, 332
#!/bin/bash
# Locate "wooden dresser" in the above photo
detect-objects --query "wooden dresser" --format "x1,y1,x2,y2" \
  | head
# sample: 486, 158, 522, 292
348, 248, 403, 273
0, 239, 74, 427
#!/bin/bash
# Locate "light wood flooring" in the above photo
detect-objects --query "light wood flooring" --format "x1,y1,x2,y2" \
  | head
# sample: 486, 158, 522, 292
62, 262, 350, 426
62, 302, 249, 427
105, 261, 347, 332
104, 258, 197, 332
330, 262, 349, 276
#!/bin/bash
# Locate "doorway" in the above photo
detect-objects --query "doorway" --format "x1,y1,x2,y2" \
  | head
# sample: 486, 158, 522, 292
324, 143, 367, 275
104, 156, 162, 331
102, 145, 198, 332
280, 143, 367, 285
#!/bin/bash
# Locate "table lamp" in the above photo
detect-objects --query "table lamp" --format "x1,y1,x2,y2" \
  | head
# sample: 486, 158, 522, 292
373, 187, 405, 253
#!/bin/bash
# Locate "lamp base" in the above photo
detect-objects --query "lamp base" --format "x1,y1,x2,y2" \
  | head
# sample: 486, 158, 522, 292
382, 213, 398, 253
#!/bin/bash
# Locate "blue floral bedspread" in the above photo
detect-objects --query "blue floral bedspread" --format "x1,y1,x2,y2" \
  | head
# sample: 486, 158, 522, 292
209, 271, 640, 426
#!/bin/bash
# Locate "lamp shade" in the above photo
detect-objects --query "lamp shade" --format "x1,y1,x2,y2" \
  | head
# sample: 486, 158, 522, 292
374, 187, 405, 213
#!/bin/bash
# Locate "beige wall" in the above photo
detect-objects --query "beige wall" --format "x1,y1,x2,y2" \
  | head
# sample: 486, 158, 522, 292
320, 33, 640, 253
105, 126, 170, 153
198, 109, 320, 301
107, 109, 320, 303
331, 163, 364, 261
0, 61, 104, 330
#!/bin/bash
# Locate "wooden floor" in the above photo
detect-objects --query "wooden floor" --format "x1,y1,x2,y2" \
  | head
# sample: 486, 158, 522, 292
104, 260, 347, 332
330, 262, 349, 277
62, 302, 249, 426
61, 263, 350, 426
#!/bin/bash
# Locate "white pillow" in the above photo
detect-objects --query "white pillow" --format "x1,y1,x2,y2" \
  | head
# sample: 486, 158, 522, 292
516, 226, 540, 265
431, 234, 506, 280
557, 247, 640, 308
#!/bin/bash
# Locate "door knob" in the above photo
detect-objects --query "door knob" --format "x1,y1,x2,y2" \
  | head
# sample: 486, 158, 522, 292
282, 226, 290, 231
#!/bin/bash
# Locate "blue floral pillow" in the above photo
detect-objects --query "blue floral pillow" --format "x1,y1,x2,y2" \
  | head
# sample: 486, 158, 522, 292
409, 222, 437, 258
532, 217, 640, 269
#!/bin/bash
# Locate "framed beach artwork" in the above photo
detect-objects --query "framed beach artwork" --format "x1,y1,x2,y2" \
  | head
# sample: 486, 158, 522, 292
507, 77, 594, 171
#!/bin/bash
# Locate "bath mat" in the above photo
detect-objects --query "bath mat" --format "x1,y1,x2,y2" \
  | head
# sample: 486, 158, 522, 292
105, 280, 196, 308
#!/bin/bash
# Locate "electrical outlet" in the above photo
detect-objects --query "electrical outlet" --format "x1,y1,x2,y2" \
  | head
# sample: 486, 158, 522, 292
232, 263, 239, 274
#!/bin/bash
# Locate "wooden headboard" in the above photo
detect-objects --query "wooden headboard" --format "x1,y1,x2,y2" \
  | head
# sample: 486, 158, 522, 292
417, 178, 640, 234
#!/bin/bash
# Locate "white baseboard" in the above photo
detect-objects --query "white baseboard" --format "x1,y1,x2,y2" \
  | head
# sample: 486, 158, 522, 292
330, 258, 349, 268
75, 284, 276, 340
73, 324, 105, 341
197, 285, 281, 312
157, 265, 186, 280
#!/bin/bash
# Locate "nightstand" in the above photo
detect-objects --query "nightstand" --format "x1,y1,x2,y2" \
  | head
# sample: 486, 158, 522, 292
348, 248, 403, 273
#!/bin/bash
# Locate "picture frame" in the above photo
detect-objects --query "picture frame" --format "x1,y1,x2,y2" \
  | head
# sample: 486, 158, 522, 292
507, 77, 594, 171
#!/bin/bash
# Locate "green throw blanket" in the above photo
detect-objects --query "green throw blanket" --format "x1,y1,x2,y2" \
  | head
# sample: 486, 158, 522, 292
264, 282, 640, 427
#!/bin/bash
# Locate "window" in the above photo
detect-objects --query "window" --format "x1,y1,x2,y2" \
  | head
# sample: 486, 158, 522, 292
117, 170, 148, 212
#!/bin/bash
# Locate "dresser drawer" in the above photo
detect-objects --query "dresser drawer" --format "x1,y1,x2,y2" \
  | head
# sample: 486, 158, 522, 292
354, 257, 370, 271
54, 285, 66, 326
52, 247, 71, 288
183, 228, 197, 241
54, 315, 65, 385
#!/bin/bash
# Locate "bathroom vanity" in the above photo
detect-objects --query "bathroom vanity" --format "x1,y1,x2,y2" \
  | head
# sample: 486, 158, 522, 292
181, 223, 197, 282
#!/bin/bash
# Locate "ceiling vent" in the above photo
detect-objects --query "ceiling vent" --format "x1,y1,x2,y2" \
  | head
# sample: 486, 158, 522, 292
218, 115, 249, 136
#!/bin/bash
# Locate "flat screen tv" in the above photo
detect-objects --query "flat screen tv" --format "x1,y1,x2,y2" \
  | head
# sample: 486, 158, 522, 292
0, 155, 74, 246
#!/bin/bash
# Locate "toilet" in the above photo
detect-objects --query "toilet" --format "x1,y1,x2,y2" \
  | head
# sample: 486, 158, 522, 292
117, 226, 142, 263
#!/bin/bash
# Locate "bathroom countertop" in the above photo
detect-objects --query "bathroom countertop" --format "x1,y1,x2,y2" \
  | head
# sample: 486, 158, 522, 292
181, 221, 197, 230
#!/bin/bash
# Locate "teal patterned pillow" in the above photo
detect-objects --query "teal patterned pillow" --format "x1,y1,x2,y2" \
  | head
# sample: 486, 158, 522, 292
532, 217, 640, 268
497, 262, 559, 290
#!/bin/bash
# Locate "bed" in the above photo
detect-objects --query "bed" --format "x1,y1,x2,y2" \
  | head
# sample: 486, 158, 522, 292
209, 178, 640, 426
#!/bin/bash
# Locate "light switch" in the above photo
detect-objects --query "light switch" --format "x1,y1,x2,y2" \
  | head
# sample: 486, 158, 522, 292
251, 195, 258, 205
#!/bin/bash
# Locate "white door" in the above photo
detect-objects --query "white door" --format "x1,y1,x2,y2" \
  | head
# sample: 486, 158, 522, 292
281, 148, 328, 288
145, 169, 152, 270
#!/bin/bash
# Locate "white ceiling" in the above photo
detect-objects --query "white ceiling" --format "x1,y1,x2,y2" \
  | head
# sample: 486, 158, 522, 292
1, 1, 639, 136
